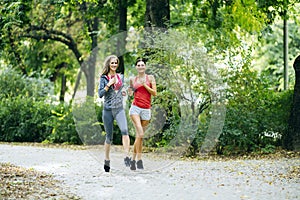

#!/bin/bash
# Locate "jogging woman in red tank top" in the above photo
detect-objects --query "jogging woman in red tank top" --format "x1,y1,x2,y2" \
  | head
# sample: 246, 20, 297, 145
128, 58, 157, 170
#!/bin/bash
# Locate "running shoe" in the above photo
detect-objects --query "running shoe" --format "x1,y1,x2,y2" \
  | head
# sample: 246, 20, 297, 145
136, 160, 144, 169
130, 160, 136, 170
104, 160, 110, 172
124, 156, 131, 167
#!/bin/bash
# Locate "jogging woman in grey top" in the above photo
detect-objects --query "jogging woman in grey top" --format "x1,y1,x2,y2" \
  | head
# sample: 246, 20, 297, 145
98, 55, 131, 172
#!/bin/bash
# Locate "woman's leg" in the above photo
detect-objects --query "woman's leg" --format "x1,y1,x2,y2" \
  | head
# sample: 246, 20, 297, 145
102, 109, 114, 161
141, 120, 150, 134
130, 114, 144, 161
138, 120, 150, 160
104, 143, 110, 160
115, 109, 130, 157
122, 136, 130, 156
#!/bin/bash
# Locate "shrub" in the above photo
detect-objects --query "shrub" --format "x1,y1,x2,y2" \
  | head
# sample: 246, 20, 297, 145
0, 68, 53, 142
0, 96, 52, 142
216, 69, 293, 155
0, 67, 52, 100
44, 103, 81, 144
144, 87, 181, 147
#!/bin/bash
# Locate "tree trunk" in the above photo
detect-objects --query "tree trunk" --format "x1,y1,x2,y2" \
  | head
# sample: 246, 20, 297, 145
8, 27, 27, 75
60, 74, 66, 102
72, 2, 100, 98
86, 16, 99, 97
284, 55, 300, 151
117, 0, 127, 74
143, 0, 170, 56
283, 7, 288, 90
145, 0, 170, 28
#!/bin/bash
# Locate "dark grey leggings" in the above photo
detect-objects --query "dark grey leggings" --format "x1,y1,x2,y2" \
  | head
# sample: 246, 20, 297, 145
102, 108, 128, 144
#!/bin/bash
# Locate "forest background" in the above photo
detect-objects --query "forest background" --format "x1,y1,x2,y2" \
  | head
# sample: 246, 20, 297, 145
0, 0, 300, 156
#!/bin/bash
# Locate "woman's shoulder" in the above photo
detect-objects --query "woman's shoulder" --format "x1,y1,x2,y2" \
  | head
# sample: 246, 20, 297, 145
116, 73, 123, 78
100, 74, 108, 80
147, 74, 155, 81
129, 76, 136, 81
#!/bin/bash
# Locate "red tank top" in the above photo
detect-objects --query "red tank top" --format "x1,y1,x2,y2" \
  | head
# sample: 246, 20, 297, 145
132, 75, 152, 109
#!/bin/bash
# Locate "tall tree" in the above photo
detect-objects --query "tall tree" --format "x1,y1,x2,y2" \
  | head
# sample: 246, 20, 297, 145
117, 0, 128, 74
1, 0, 107, 98
145, 0, 170, 28
72, 1, 101, 98
143, 0, 170, 58
284, 55, 300, 151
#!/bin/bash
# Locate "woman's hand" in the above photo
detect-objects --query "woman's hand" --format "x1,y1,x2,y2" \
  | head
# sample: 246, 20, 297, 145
127, 87, 134, 96
107, 76, 116, 87
121, 90, 127, 96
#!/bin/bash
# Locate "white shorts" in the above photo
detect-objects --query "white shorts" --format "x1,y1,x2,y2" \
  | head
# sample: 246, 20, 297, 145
129, 105, 151, 120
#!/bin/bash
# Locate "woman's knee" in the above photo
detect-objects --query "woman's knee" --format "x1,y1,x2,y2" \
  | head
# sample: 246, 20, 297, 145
141, 120, 150, 127
121, 130, 128, 136
105, 137, 112, 144
136, 131, 144, 138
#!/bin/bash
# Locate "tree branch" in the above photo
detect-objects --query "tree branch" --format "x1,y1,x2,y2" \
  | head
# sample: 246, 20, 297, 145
20, 25, 86, 73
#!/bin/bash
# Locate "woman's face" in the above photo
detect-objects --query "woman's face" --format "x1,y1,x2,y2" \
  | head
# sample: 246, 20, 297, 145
109, 58, 118, 72
136, 60, 146, 73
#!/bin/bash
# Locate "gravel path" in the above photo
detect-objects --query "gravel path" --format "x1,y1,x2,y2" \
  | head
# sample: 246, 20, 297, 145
0, 144, 299, 200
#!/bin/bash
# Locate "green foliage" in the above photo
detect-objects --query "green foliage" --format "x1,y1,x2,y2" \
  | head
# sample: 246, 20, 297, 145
217, 67, 293, 155
44, 103, 81, 145
0, 67, 52, 99
0, 97, 52, 142
0, 68, 53, 142
0, 67, 81, 144
254, 14, 300, 90
228, 0, 267, 32
144, 86, 181, 147
127, 0, 145, 28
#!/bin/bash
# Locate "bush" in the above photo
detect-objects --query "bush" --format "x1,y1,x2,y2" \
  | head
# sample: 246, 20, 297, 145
0, 96, 53, 142
0, 67, 79, 144
144, 87, 181, 147
0, 68, 53, 142
0, 67, 52, 100
44, 103, 81, 144
216, 69, 293, 155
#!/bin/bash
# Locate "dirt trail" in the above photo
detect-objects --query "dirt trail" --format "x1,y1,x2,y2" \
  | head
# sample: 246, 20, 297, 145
0, 144, 299, 200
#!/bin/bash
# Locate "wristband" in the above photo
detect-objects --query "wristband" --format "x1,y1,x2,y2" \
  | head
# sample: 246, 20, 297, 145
129, 87, 136, 92
105, 84, 110, 90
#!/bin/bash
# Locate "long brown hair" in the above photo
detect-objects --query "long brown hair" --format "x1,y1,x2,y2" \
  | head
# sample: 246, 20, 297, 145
101, 55, 119, 76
